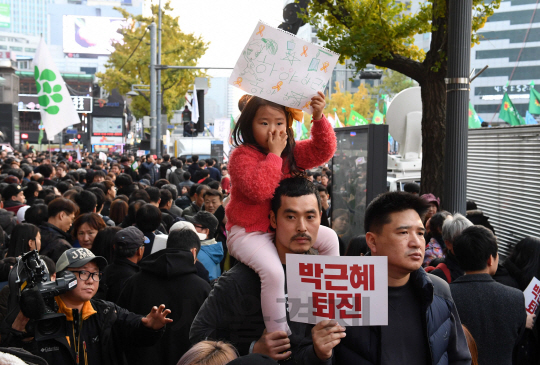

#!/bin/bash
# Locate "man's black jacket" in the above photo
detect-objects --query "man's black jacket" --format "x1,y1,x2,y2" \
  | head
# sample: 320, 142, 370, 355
189, 262, 332, 365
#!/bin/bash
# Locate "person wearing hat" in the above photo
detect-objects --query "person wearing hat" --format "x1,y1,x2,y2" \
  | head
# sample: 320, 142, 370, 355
101, 227, 149, 304
7, 247, 172, 365
2, 184, 27, 215
117, 229, 211, 365
421, 193, 440, 224
120, 156, 138, 182
185, 211, 224, 282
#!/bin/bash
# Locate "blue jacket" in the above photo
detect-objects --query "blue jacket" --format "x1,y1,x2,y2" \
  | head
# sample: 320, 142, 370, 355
140, 162, 159, 184
198, 238, 224, 281
336, 268, 472, 365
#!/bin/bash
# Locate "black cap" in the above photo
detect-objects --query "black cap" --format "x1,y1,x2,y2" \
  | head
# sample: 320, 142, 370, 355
227, 354, 278, 365
185, 211, 219, 232
2, 183, 23, 200
115, 226, 150, 249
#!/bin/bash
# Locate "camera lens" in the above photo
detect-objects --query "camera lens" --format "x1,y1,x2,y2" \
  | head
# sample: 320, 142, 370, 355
37, 317, 62, 336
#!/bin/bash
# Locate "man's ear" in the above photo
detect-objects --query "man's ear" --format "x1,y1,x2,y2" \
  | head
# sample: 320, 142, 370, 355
487, 254, 495, 267
270, 210, 277, 230
365, 232, 378, 254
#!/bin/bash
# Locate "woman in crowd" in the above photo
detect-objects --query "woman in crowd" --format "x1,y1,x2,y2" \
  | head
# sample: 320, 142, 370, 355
71, 213, 106, 249
109, 199, 128, 226
6, 223, 41, 258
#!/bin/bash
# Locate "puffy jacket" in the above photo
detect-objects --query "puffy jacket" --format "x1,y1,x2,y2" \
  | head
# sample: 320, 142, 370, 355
198, 238, 224, 281
336, 268, 472, 365
0, 209, 16, 236
39, 222, 73, 263
168, 168, 185, 186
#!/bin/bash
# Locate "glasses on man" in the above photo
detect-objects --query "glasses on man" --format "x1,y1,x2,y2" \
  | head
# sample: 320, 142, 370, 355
71, 270, 103, 282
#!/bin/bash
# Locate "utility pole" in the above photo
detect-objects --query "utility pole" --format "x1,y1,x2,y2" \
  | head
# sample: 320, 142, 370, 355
149, 22, 157, 155
156, 0, 162, 156
443, 0, 472, 214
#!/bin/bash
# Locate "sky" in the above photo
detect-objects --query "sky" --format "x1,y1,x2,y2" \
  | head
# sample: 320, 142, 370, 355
151, 0, 285, 78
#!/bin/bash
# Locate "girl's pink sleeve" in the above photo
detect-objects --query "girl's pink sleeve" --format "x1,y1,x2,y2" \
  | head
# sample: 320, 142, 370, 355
294, 114, 337, 170
229, 147, 283, 203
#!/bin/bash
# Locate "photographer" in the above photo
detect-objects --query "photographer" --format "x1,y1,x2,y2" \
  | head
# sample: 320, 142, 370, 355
4, 248, 172, 365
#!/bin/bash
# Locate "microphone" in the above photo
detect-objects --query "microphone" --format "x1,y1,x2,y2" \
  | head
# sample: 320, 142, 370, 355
20, 287, 46, 320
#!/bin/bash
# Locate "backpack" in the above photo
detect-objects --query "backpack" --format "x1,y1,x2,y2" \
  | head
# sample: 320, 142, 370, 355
424, 262, 452, 283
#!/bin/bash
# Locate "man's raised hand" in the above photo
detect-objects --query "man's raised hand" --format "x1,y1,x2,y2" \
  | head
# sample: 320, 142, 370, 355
141, 304, 173, 330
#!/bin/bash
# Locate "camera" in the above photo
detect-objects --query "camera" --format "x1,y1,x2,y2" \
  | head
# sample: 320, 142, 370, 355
5, 250, 77, 341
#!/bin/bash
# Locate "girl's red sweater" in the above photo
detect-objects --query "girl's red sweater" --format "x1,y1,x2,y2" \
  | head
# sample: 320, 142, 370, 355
225, 115, 337, 233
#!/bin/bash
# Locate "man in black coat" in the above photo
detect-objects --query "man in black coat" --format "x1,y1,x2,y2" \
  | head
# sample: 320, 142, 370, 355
117, 229, 211, 365
450, 226, 526, 365
190, 178, 345, 364
39, 197, 78, 263
120, 156, 138, 181
102, 227, 148, 303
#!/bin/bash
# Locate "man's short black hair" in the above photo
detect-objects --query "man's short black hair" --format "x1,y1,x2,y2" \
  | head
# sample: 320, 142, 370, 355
38, 164, 54, 178
159, 189, 172, 208
136, 204, 162, 232
189, 183, 199, 198
205, 158, 214, 166
196, 184, 209, 196
198, 160, 206, 168
364, 192, 430, 233
203, 189, 223, 201
88, 187, 106, 212
192, 155, 199, 163
163, 154, 170, 162
162, 184, 178, 200
453, 225, 498, 271
316, 185, 328, 195
116, 173, 133, 187
48, 197, 79, 218
183, 171, 191, 181
74, 190, 97, 214
167, 229, 201, 253
146, 186, 160, 204
403, 182, 421, 194
174, 160, 183, 169
21, 165, 33, 178
129, 189, 150, 204
270, 177, 321, 216
25, 204, 48, 226
56, 181, 72, 195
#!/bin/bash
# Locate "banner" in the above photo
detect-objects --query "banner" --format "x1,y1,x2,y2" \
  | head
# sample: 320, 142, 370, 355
286, 254, 388, 326
229, 21, 339, 114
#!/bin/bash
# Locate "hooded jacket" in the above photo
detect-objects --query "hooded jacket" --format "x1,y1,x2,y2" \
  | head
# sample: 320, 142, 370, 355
336, 268, 472, 365
117, 249, 211, 365
167, 167, 185, 186
39, 222, 73, 263
3, 201, 26, 215
0, 209, 16, 236
198, 238, 224, 281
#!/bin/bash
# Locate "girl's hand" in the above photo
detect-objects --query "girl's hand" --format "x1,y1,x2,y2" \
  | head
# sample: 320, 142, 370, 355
268, 130, 288, 156
311, 91, 326, 120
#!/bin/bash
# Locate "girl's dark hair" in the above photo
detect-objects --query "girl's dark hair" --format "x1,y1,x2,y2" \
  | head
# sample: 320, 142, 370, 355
109, 199, 128, 226
7, 223, 39, 258
231, 96, 301, 175
91, 226, 121, 265
345, 235, 369, 256
505, 237, 540, 290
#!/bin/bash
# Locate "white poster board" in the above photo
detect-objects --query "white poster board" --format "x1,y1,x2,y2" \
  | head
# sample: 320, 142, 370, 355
524, 277, 540, 315
286, 254, 388, 326
229, 21, 339, 113
98, 152, 107, 162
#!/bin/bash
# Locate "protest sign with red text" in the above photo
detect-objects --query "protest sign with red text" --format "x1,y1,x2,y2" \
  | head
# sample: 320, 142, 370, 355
524, 277, 540, 315
286, 254, 388, 326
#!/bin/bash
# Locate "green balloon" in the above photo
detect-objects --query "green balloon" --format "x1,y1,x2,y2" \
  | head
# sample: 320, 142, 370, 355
51, 93, 63, 103
43, 82, 51, 94
36, 83, 41, 94
53, 84, 62, 92
34, 66, 40, 81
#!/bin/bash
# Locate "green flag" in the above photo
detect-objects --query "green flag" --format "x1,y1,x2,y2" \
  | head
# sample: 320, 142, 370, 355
499, 92, 525, 126
301, 123, 309, 140
33, 37, 80, 140
38, 125, 44, 145
529, 82, 540, 114
349, 110, 368, 126
468, 102, 482, 129
372, 109, 385, 124
381, 95, 388, 116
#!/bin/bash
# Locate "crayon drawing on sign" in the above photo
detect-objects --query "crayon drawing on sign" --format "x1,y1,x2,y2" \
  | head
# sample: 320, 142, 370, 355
229, 20, 340, 114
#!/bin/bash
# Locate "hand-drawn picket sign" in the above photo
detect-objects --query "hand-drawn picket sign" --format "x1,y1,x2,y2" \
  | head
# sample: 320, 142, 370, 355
229, 21, 340, 114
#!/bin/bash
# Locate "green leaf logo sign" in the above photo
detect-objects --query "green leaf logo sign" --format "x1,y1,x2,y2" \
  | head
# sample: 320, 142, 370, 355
34, 66, 63, 115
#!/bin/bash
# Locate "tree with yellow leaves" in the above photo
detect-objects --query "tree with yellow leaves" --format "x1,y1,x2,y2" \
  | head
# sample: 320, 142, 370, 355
324, 81, 372, 123
96, 2, 208, 121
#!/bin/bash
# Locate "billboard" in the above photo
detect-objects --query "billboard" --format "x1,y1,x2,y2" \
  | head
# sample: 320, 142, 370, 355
63, 15, 125, 55
92, 117, 123, 136
0, 4, 9, 28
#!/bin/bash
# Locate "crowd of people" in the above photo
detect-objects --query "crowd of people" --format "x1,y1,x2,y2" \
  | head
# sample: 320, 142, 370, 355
0, 93, 534, 365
